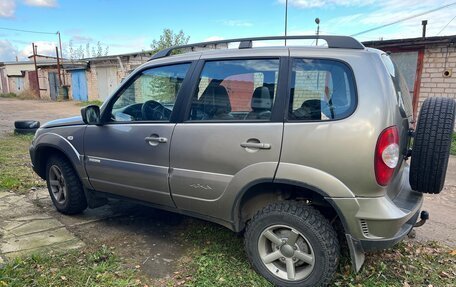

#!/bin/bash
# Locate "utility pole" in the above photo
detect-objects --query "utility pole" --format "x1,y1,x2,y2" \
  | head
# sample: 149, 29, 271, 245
315, 18, 320, 46
32, 43, 40, 98
57, 31, 66, 85
56, 46, 62, 87
284, 0, 288, 46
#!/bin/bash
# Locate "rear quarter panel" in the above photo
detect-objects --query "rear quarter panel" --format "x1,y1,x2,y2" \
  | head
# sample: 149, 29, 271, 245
278, 49, 398, 197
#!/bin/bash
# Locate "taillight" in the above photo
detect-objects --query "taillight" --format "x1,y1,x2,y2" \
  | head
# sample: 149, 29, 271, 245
375, 126, 400, 186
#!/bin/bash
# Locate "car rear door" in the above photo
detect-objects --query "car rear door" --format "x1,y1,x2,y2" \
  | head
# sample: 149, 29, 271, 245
84, 62, 194, 207
169, 56, 288, 220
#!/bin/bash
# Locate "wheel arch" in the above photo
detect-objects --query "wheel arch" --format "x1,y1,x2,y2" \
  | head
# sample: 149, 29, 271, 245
233, 180, 350, 236
34, 144, 77, 179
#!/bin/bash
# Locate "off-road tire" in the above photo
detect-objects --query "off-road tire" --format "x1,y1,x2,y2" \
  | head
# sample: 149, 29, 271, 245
244, 201, 340, 287
410, 97, 456, 194
14, 128, 38, 135
14, 120, 40, 129
46, 156, 87, 214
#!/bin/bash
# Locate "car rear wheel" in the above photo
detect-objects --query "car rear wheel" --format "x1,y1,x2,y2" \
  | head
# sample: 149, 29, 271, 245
410, 97, 456, 194
244, 201, 339, 287
46, 156, 87, 214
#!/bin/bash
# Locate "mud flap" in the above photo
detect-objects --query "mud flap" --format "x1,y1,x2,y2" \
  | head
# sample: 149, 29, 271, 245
346, 234, 365, 272
84, 188, 108, 209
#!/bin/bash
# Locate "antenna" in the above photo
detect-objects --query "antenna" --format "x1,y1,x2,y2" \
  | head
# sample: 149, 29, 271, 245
284, 0, 288, 46
315, 18, 320, 46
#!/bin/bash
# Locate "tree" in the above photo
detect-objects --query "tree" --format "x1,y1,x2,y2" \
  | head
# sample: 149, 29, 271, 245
67, 40, 109, 60
150, 28, 190, 53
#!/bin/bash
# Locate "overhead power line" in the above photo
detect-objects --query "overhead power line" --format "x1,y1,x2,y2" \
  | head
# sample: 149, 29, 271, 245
351, 1, 456, 37
437, 15, 456, 35
0, 26, 57, 35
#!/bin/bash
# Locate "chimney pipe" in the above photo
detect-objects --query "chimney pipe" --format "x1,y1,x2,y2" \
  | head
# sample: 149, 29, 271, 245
422, 20, 428, 38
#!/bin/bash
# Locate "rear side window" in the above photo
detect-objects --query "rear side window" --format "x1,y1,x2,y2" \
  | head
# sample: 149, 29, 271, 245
289, 59, 356, 121
188, 59, 280, 121
381, 53, 413, 117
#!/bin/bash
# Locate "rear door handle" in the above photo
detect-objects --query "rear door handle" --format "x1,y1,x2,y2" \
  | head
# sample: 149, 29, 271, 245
240, 142, 271, 149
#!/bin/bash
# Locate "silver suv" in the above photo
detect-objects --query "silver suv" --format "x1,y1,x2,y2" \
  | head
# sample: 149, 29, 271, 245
30, 35, 455, 286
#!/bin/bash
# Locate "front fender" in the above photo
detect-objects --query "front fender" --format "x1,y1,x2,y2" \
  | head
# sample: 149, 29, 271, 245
32, 132, 90, 187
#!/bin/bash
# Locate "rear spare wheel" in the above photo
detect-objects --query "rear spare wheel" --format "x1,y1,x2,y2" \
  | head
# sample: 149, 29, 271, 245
410, 97, 456, 194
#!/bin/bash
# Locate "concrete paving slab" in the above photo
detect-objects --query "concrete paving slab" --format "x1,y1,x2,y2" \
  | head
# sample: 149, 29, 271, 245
1, 217, 63, 238
1, 227, 82, 255
4, 238, 85, 259
0, 191, 11, 199
0, 193, 40, 218
0, 191, 85, 261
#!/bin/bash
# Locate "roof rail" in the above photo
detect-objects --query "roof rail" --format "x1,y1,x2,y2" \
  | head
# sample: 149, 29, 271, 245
149, 35, 364, 60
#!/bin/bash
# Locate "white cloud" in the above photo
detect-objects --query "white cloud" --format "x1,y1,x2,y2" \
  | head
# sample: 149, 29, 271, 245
0, 0, 15, 18
277, 0, 374, 9
318, 0, 456, 40
0, 0, 57, 18
70, 35, 94, 44
222, 20, 253, 27
20, 41, 57, 58
0, 40, 18, 61
24, 0, 57, 7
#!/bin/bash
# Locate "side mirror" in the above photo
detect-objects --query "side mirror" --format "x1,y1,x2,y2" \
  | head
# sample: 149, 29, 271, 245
81, 105, 101, 125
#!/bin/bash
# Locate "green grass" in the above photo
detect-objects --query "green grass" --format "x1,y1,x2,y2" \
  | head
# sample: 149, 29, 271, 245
0, 93, 17, 98
75, 100, 103, 107
164, 222, 456, 287
0, 246, 143, 287
0, 134, 45, 191
450, 133, 456, 156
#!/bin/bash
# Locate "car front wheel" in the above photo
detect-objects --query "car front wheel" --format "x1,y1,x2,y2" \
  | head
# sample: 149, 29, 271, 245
244, 201, 339, 287
46, 155, 87, 214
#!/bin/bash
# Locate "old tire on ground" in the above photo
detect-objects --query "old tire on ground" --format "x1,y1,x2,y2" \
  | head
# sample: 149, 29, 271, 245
14, 120, 40, 129
244, 201, 339, 287
14, 127, 38, 135
410, 97, 456, 194
46, 155, 87, 214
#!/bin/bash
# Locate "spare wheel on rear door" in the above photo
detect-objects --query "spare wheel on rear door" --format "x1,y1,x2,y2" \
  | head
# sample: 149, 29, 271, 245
410, 97, 456, 194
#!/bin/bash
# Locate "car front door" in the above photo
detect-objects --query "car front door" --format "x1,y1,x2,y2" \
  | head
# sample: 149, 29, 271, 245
84, 62, 193, 207
169, 57, 286, 221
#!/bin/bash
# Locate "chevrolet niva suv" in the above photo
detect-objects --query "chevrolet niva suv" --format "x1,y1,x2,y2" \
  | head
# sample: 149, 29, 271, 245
30, 36, 455, 286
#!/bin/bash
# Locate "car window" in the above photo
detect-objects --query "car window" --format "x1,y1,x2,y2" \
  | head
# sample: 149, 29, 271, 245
289, 59, 356, 121
381, 53, 413, 117
188, 59, 280, 121
109, 63, 190, 122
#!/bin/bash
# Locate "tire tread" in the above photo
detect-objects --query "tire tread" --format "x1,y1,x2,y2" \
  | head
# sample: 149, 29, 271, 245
244, 201, 339, 287
410, 97, 455, 194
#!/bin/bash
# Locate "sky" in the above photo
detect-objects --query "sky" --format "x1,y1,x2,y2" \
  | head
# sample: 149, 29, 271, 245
0, 0, 455, 62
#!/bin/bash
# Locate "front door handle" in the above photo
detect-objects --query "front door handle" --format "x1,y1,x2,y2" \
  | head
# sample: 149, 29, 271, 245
240, 142, 271, 149
145, 135, 168, 146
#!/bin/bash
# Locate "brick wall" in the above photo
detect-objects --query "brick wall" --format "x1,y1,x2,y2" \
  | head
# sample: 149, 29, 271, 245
418, 44, 456, 112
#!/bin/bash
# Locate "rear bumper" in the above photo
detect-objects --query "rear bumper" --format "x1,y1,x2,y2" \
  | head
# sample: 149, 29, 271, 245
332, 166, 423, 243
359, 208, 420, 251
330, 165, 424, 271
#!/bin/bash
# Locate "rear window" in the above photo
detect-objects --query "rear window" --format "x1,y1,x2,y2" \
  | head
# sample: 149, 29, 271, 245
289, 59, 356, 121
381, 53, 413, 117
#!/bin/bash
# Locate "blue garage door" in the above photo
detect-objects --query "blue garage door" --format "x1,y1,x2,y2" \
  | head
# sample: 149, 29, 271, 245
71, 70, 88, 101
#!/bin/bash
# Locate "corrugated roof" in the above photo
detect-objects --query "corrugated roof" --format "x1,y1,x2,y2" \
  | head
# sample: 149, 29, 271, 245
363, 35, 456, 49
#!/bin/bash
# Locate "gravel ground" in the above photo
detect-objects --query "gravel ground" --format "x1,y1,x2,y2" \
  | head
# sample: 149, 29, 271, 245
0, 98, 81, 136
